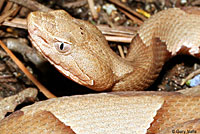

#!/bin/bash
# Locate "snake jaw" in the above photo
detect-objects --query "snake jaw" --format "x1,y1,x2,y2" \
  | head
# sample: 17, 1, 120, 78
53, 63, 94, 86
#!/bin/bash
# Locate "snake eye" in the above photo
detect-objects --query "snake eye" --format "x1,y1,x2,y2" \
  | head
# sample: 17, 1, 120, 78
54, 42, 71, 53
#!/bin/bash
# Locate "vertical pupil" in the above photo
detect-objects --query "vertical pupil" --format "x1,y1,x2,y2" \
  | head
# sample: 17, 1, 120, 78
60, 43, 64, 50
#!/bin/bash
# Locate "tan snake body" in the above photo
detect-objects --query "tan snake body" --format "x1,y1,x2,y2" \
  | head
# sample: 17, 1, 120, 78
1, 8, 200, 133
0, 91, 200, 133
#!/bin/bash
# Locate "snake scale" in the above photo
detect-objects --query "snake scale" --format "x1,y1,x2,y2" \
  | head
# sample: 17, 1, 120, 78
1, 8, 200, 134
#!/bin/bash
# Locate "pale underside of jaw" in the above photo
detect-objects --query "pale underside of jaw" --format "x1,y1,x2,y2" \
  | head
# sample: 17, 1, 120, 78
53, 63, 94, 86
30, 36, 94, 86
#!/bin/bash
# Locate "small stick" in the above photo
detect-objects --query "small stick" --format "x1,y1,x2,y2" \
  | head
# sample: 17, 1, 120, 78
181, 69, 200, 86
2, 1, 13, 14
63, 0, 87, 8
2, 18, 135, 43
105, 35, 132, 43
87, 0, 98, 19
11, 4, 21, 17
0, 40, 56, 99
97, 24, 137, 35
8, 0, 52, 12
0, 7, 17, 23
119, 8, 143, 25
2, 17, 27, 29
3, 18, 138, 34
0, 0, 5, 11
109, 0, 147, 21
2, 20, 27, 29
117, 45, 125, 58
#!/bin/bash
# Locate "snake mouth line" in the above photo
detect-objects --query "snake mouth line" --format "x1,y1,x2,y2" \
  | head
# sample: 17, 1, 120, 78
53, 63, 94, 86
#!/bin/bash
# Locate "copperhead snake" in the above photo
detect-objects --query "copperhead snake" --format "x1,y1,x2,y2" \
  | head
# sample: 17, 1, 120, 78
1, 8, 200, 134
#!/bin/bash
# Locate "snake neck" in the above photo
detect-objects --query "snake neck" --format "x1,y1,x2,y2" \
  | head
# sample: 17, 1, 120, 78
83, 32, 170, 91
110, 34, 170, 91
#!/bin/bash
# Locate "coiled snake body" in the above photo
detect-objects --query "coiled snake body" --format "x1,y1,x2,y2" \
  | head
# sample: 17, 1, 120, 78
1, 8, 200, 134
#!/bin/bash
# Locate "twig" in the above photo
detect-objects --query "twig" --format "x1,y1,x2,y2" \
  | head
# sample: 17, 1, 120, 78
1, 83, 17, 91
3, 18, 138, 34
0, 0, 5, 11
109, 0, 147, 21
181, 69, 200, 86
2, 17, 27, 29
0, 64, 6, 72
2, 18, 136, 43
2, 1, 13, 14
11, 4, 21, 17
117, 45, 125, 58
0, 40, 56, 99
105, 35, 132, 43
0, 7, 18, 23
63, 0, 87, 8
0, 88, 38, 120
4, 38, 46, 67
87, 0, 98, 19
101, 12, 115, 28
8, 0, 52, 12
119, 8, 143, 25
191, 0, 200, 6
0, 77, 17, 83
97, 24, 137, 36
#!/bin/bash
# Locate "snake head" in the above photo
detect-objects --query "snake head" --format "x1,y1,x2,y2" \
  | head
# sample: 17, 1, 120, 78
27, 10, 115, 91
